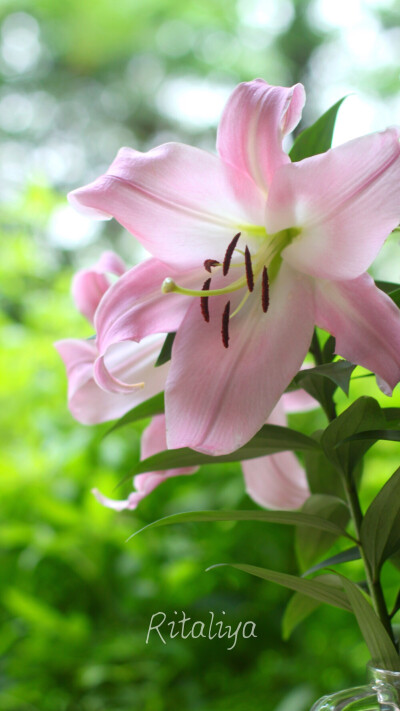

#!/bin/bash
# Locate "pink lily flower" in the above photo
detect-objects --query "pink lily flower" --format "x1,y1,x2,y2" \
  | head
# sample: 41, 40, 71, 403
93, 387, 316, 512
68, 79, 400, 456
55, 252, 170, 424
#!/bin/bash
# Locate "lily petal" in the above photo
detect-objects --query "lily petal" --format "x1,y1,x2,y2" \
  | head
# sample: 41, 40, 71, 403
95, 258, 202, 357
241, 400, 310, 510
217, 79, 305, 193
266, 128, 400, 280
55, 335, 168, 424
68, 143, 265, 269
165, 263, 315, 455
315, 272, 400, 393
281, 387, 318, 413
92, 414, 197, 512
72, 250, 126, 325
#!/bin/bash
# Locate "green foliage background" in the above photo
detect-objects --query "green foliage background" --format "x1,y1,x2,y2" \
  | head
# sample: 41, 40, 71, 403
1, 1, 399, 709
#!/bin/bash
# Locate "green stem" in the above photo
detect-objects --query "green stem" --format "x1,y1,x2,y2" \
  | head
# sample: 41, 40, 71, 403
310, 330, 395, 645
343, 477, 396, 645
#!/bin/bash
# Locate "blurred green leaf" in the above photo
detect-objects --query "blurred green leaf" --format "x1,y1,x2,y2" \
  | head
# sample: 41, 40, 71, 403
130, 509, 353, 541
208, 564, 352, 611
321, 397, 386, 479
295, 495, 349, 572
302, 547, 361, 577
338, 576, 400, 670
155, 332, 176, 367
361, 467, 400, 577
128, 423, 320, 477
289, 97, 347, 162
304, 435, 345, 499
106, 392, 165, 435
283, 592, 321, 640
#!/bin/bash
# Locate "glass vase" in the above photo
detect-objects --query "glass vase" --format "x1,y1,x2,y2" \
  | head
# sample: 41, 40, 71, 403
310, 665, 400, 710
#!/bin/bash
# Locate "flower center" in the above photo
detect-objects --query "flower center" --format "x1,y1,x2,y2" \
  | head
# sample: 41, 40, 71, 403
161, 227, 299, 348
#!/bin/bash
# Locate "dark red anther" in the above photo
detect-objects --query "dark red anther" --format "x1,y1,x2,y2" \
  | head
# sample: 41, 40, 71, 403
221, 301, 230, 348
204, 259, 220, 273
200, 278, 211, 322
244, 245, 254, 292
222, 232, 241, 276
261, 266, 269, 313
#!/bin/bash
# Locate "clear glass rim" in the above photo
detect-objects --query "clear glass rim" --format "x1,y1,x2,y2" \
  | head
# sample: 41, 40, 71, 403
367, 661, 400, 678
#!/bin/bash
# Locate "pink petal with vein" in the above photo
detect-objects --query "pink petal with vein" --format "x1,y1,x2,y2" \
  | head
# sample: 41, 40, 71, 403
217, 79, 305, 192
241, 400, 310, 510
92, 414, 197, 512
95, 258, 202, 356
315, 272, 400, 393
166, 263, 315, 455
55, 335, 168, 424
266, 128, 400, 280
68, 143, 265, 269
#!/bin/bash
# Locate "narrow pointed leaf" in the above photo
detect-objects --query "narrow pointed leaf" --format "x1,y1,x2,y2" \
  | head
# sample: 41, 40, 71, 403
303, 546, 361, 577
383, 408, 400, 424
338, 575, 400, 670
129, 423, 320, 475
296, 495, 350, 572
207, 563, 352, 611
283, 574, 345, 639
287, 360, 356, 396
361, 467, 400, 577
283, 593, 321, 640
322, 397, 386, 479
376, 280, 400, 307
155, 332, 176, 367
289, 96, 347, 162
105, 392, 165, 435
338, 430, 400, 445
304, 436, 346, 499
128, 509, 353, 541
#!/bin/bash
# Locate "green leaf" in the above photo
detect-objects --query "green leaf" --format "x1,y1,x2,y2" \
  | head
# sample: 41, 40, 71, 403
337, 429, 400, 445
282, 593, 321, 640
289, 97, 347, 162
375, 280, 400, 294
129, 509, 353, 541
129, 423, 320, 475
296, 360, 356, 395
304, 434, 346, 499
288, 360, 355, 421
338, 575, 400, 670
321, 397, 386, 479
105, 392, 165, 435
295, 495, 350, 572
303, 546, 361, 577
155, 332, 176, 367
388, 288, 400, 308
283, 574, 345, 639
383, 408, 400, 424
375, 281, 400, 308
361, 467, 400, 578
207, 563, 352, 612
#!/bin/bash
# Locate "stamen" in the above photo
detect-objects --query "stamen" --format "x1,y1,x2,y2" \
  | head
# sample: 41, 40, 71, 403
221, 301, 230, 348
200, 278, 211, 322
223, 232, 241, 276
244, 246, 254, 292
204, 259, 220, 273
261, 266, 269, 313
